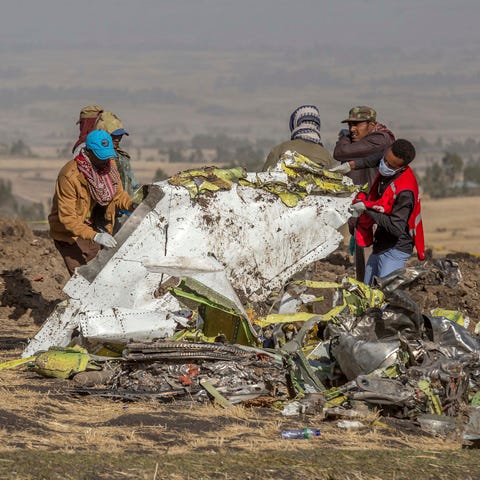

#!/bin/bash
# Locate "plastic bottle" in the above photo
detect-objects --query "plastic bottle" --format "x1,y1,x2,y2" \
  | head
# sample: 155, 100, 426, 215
280, 428, 321, 439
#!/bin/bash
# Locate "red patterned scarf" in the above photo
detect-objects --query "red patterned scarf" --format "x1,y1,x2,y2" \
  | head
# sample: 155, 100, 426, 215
75, 151, 120, 206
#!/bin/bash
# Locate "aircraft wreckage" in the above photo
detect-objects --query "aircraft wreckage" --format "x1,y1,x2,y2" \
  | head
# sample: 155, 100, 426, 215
11, 152, 480, 442
23, 152, 355, 356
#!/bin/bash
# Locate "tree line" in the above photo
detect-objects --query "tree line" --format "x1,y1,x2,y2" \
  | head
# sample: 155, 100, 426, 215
422, 152, 480, 198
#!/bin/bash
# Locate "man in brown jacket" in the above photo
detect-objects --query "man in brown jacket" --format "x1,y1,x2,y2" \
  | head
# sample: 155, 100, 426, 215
332, 106, 395, 282
333, 106, 395, 187
49, 129, 133, 275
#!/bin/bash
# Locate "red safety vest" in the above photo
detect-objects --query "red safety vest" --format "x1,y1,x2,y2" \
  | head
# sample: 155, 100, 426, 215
354, 167, 425, 260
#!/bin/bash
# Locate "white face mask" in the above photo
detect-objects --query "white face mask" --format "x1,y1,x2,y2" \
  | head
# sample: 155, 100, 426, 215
379, 158, 397, 177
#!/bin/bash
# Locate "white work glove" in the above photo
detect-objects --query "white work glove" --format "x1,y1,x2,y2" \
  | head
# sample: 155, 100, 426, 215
94, 232, 117, 248
349, 202, 367, 218
330, 162, 351, 175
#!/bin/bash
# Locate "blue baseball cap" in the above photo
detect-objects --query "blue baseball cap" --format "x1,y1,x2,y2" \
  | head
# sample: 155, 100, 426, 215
85, 130, 118, 161
111, 128, 129, 136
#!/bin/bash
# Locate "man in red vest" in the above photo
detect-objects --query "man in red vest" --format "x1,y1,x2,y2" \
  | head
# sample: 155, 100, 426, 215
349, 139, 425, 285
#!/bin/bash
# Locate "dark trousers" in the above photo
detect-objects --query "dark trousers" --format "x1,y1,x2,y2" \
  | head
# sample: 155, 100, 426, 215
354, 244, 366, 282
354, 244, 373, 283
54, 238, 100, 276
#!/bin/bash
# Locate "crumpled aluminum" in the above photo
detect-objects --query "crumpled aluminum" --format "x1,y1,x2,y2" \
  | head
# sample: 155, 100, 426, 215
435, 259, 463, 287
425, 315, 480, 357
350, 375, 415, 406
463, 407, 480, 442
373, 266, 427, 292
330, 334, 400, 381
417, 414, 458, 436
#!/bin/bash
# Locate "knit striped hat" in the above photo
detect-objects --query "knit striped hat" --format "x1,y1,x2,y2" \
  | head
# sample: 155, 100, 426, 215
289, 105, 322, 144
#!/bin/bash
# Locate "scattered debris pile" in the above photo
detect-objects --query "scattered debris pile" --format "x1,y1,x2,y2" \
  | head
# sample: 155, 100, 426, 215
11, 265, 479, 443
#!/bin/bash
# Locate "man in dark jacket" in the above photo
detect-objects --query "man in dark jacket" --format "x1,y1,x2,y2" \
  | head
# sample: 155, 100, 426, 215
332, 106, 395, 281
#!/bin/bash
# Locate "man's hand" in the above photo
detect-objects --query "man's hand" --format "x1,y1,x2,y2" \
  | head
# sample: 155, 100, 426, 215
338, 128, 350, 139
330, 162, 351, 175
94, 232, 117, 248
349, 201, 367, 218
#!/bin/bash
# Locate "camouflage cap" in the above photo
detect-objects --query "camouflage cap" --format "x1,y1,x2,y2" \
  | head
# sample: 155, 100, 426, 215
341, 106, 377, 123
94, 111, 129, 136
76, 105, 104, 124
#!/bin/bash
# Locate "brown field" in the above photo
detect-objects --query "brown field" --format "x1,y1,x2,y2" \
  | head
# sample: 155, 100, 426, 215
1, 45, 480, 148
1, 23, 480, 479
421, 196, 480, 255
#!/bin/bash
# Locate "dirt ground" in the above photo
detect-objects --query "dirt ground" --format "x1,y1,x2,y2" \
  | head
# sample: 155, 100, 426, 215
0, 216, 479, 479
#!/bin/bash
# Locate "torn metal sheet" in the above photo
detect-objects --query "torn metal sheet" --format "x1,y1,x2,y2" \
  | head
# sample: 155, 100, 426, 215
241, 151, 355, 207
79, 308, 189, 343
23, 173, 354, 357
168, 166, 247, 198
23, 299, 83, 357
171, 294, 256, 346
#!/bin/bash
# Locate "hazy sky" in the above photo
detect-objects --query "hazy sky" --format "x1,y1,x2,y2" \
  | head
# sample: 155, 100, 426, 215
0, 0, 479, 145
1, 0, 479, 52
